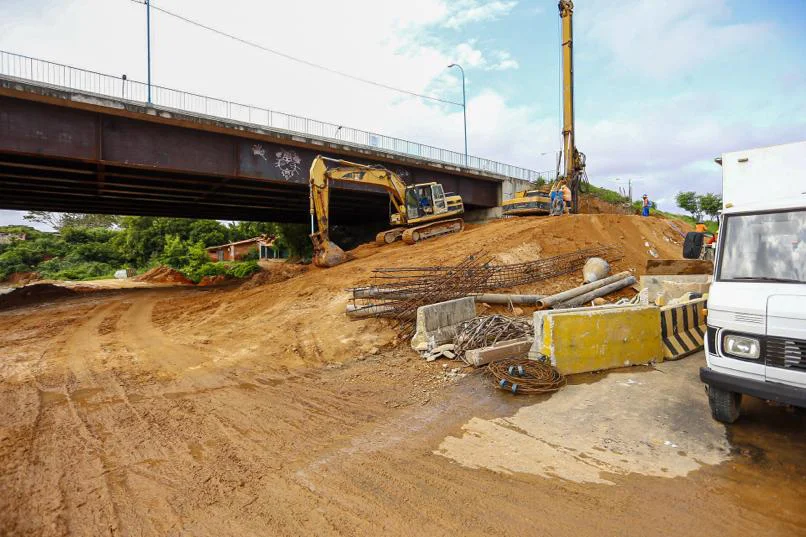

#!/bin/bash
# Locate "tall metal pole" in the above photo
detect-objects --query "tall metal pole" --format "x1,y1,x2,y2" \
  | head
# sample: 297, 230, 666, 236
448, 63, 467, 165
558, 0, 584, 214
559, 0, 574, 185
146, 0, 152, 104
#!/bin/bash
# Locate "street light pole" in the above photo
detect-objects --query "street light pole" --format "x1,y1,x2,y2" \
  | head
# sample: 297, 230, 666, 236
448, 63, 467, 165
146, 0, 152, 104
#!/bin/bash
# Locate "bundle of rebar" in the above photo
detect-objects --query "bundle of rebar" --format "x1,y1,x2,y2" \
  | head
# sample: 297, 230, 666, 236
485, 245, 620, 289
487, 358, 566, 395
347, 245, 622, 329
454, 315, 533, 360
383, 252, 497, 334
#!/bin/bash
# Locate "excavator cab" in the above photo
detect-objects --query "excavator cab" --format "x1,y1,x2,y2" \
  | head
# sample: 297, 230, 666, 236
405, 183, 451, 221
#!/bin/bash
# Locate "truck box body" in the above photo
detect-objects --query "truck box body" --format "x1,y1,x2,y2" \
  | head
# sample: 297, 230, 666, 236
701, 140, 806, 421
720, 141, 806, 208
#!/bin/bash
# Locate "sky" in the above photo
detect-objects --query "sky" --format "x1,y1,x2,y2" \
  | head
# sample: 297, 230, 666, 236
1, 0, 805, 228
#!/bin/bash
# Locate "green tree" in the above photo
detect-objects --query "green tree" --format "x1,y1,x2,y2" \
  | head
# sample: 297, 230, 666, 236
226, 221, 278, 242
529, 175, 547, 189
159, 235, 188, 269
699, 193, 723, 221
184, 241, 212, 276
188, 220, 228, 247
675, 191, 702, 220
276, 223, 313, 260
24, 211, 119, 230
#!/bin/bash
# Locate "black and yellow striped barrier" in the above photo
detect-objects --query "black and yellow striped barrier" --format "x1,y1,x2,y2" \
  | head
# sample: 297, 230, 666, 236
659, 298, 707, 360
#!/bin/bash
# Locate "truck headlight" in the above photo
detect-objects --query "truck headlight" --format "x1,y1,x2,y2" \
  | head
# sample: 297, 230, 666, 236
723, 334, 760, 359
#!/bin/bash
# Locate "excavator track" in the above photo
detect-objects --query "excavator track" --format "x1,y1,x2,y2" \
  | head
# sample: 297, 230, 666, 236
375, 227, 407, 245
401, 218, 464, 245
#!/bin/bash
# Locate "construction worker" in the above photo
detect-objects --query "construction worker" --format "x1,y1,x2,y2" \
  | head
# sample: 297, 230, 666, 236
561, 182, 572, 213
419, 189, 432, 215
695, 222, 707, 233
641, 194, 650, 217
549, 185, 560, 209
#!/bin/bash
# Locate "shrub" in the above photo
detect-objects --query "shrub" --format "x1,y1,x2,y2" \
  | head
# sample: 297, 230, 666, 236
180, 260, 260, 283
242, 247, 260, 262
227, 260, 260, 279
41, 260, 115, 280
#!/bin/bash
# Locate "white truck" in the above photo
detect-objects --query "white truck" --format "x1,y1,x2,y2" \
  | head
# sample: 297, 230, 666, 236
700, 140, 806, 423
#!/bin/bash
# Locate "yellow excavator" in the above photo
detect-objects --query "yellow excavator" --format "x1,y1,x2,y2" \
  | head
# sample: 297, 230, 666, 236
501, 0, 586, 217
308, 156, 464, 267
500, 187, 553, 216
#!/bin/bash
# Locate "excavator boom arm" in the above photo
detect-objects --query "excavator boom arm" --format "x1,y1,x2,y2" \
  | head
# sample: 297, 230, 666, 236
309, 155, 409, 267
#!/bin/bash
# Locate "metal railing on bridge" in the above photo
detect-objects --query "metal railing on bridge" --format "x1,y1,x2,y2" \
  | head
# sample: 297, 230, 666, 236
0, 49, 555, 183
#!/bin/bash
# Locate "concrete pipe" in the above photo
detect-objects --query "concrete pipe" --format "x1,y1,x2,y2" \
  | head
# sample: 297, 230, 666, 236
553, 276, 637, 309
536, 271, 632, 309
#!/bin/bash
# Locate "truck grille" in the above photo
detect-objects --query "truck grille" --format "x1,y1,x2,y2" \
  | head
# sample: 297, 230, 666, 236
733, 312, 764, 324
766, 337, 806, 371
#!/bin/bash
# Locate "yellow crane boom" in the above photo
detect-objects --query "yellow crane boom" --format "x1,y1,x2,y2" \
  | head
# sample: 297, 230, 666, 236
559, 0, 586, 214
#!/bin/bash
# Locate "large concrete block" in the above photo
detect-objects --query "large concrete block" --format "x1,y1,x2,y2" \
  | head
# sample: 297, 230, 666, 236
532, 305, 662, 375
639, 274, 711, 302
410, 297, 476, 352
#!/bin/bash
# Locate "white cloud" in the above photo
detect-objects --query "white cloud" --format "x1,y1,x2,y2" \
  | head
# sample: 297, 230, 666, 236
455, 41, 486, 67
0, 0, 800, 219
442, 0, 518, 29
585, 0, 771, 80
578, 92, 804, 207
489, 50, 519, 71
453, 42, 519, 71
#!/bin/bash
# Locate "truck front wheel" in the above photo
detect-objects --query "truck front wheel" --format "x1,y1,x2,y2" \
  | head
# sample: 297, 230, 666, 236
708, 385, 742, 423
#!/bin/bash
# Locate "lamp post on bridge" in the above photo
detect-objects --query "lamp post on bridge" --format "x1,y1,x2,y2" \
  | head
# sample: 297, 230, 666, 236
539, 151, 561, 182
447, 63, 467, 166
146, 0, 152, 104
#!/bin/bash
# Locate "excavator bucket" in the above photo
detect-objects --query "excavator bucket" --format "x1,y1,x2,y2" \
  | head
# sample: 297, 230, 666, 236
314, 241, 347, 268
310, 233, 347, 268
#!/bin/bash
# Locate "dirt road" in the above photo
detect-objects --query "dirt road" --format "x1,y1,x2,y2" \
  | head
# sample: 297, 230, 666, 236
1, 286, 805, 537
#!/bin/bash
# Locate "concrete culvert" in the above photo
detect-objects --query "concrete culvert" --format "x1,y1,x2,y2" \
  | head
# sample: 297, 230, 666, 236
582, 257, 610, 283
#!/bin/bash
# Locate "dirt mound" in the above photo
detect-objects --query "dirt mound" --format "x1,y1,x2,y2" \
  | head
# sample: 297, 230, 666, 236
1, 271, 40, 286
134, 266, 194, 285
144, 213, 690, 372
197, 274, 230, 287
240, 263, 308, 289
579, 195, 632, 215
0, 283, 77, 310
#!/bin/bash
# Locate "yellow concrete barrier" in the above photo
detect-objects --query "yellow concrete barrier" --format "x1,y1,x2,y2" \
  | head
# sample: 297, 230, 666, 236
535, 305, 663, 375
660, 298, 707, 360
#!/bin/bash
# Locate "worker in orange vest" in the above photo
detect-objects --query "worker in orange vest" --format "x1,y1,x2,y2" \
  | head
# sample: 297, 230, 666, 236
561, 183, 572, 213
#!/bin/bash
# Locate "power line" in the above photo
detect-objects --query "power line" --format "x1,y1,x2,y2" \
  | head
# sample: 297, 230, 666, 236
128, 0, 463, 107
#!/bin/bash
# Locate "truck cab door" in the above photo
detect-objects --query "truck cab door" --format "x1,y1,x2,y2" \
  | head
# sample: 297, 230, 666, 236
432, 184, 447, 215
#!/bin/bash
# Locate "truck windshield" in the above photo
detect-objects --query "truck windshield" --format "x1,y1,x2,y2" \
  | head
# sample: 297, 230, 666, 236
719, 209, 806, 283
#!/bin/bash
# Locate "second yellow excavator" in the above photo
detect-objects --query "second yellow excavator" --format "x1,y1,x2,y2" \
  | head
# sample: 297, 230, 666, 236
309, 156, 464, 267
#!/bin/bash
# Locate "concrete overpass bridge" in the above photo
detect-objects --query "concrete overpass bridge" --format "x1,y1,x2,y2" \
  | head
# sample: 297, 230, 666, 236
0, 50, 548, 224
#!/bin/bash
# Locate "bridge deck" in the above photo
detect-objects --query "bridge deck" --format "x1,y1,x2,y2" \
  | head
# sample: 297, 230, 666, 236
0, 72, 533, 223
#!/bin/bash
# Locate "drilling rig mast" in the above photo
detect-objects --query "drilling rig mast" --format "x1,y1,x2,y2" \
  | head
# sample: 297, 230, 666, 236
558, 0, 586, 214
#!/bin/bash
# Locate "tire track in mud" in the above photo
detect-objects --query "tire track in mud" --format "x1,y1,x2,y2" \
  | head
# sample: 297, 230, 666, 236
59, 292, 323, 535
10, 297, 193, 536
6, 302, 122, 537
